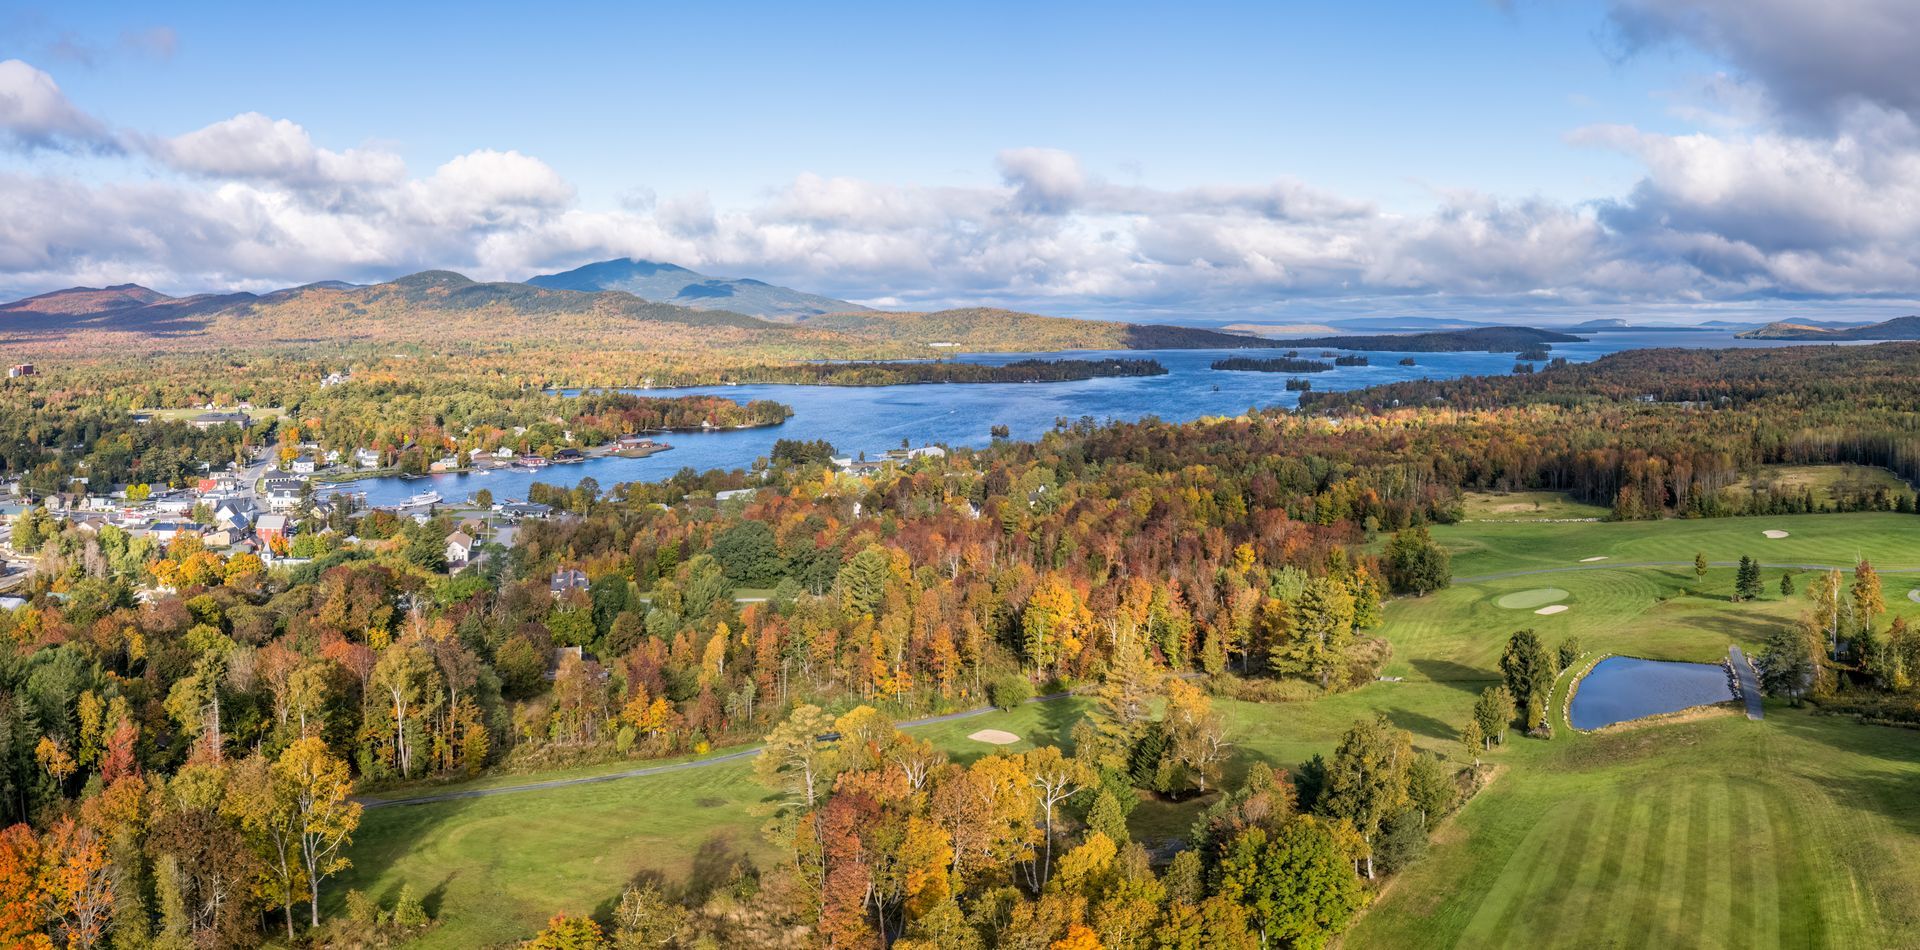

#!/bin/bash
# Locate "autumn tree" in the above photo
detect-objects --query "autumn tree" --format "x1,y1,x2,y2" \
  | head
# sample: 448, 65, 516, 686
1498, 630, 1553, 716
277, 737, 362, 928
754, 704, 838, 810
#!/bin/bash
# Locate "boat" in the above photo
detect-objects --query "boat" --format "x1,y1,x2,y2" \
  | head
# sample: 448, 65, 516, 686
405, 491, 442, 507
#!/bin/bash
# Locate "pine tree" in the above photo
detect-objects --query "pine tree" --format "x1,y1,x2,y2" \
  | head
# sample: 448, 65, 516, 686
1780, 572, 1795, 597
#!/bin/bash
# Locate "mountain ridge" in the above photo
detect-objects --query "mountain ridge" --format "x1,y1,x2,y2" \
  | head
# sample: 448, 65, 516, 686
1736, 316, 1920, 341
528, 258, 868, 320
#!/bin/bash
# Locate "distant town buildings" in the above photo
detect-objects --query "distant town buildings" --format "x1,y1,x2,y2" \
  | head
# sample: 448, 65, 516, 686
7, 364, 34, 378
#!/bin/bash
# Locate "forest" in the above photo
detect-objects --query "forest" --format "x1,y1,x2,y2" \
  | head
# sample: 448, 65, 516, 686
4, 342, 1920, 945
1208, 357, 1332, 374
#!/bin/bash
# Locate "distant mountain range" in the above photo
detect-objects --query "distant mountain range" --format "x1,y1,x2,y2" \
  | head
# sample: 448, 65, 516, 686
1735, 316, 1920, 341
527, 258, 867, 321
1269, 326, 1583, 353
0, 268, 1277, 359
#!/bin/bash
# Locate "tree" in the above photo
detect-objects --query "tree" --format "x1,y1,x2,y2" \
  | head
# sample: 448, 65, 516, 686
1759, 619, 1818, 705
1383, 526, 1451, 595
753, 704, 837, 810
527, 914, 610, 949
1734, 556, 1762, 601
1694, 551, 1708, 583
1215, 817, 1366, 949
1473, 686, 1514, 748
1498, 630, 1553, 715
226, 754, 306, 940
276, 737, 362, 928
1780, 572, 1795, 597
1316, 715, 1411, 877
1163, 678, 1228, 795
1851, 559, 1885, 641
369, 644, 441, 779
1022, 574, 1090, 677
1459, 719, 1486, 765
1023, 746, 1093, 886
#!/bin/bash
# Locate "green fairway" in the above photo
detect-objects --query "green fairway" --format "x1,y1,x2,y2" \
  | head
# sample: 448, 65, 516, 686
343, 512, 1920, 948
1351, 708, 1920, 949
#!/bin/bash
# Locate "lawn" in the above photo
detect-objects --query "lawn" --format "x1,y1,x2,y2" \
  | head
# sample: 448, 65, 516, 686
341, 512, 1920, 947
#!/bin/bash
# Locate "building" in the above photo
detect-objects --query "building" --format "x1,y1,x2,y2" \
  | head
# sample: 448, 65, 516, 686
550, 567, 588, 598
255, 514, 289, 547
266, 488, 303, 511
497, 501, 553, 522
190, 411, 251, 430
429, 455, 462, 473
354, 448, 383, 469
715, 488, 757, 502
445, 530, 477, 567
290, 456, 318, 475
7, 364, 34, 378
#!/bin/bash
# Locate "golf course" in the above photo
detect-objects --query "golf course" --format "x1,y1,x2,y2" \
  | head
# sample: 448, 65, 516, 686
339, 508, 1920, 948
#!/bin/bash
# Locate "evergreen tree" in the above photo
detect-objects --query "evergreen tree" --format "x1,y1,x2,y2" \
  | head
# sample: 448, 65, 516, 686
1734, 556, 1763, 601
1498, 630, 1553, 715
1780, 572, 1795, 597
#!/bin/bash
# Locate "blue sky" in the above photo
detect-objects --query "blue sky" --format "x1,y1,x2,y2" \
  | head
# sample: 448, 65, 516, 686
2, 0, 1917, 323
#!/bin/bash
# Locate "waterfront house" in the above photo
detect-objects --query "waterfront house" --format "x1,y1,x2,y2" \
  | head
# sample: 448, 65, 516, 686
445, 530, 477, 567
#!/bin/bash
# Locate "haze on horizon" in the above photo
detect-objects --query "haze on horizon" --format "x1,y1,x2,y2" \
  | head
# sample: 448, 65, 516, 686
1, 0, 1917, 326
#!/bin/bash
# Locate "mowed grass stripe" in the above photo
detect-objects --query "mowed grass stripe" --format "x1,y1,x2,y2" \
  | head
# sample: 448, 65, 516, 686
1602, 788, 1668, 947
1732, 781, 1778, 948
1689, 779, 1735, 947
1531, 796, 1603, 950
1763, 789, 1821, 949
1458, 803, 1577, 946
1552, 789, 1628, 950
1674, 778, 1718, 946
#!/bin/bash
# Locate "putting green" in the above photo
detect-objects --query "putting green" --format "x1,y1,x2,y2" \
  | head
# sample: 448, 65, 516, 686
1496, 587, 1570, 609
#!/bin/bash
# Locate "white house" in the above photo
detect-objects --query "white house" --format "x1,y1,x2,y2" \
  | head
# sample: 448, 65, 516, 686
290, 456, 318, 475
445, 530, 477, 567
355, 448, 383, 469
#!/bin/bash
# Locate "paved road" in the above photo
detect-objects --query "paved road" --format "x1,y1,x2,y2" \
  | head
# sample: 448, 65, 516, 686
1729, 646, 1764, 720
358, 689, 1076, 809
1457, 560, 1920, 584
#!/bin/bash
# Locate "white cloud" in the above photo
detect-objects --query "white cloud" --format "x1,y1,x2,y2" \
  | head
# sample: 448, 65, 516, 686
0, 59, 117, 152
157, 112, 405, 186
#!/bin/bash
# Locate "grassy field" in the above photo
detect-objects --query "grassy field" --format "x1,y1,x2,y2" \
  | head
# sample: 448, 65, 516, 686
1458, 490, 1611, 521
1721, 463, 1911, 505
341, 511, 1920, 947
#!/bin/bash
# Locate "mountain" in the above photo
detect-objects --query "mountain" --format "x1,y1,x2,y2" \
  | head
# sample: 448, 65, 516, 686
801, 307, 1284, 352
527, 258, 868, 320
0, 283, 173, 316
1268, 326, 1584, 352
1567, 318, 1631, 331
1736, 316, 1920, 341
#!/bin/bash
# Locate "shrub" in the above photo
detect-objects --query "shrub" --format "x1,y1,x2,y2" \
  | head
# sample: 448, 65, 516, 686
988, 674, 1033, 711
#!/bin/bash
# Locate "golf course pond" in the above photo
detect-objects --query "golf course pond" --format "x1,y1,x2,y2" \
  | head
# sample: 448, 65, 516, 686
1569, 656, 1736, 730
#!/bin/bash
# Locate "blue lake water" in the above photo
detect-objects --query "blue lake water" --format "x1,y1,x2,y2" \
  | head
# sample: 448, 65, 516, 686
1568, 656, 1735, 730
329, 329, 1818, 506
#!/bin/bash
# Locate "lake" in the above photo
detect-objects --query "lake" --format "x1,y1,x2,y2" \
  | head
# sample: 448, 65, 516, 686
1568, 656, 1736, 730
327, 328, 1815, 506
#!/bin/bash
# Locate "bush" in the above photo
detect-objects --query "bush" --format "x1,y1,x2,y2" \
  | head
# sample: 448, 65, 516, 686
988, 674, 1033, 711
392, 883, 429, 928
1374, 807, 1430, 875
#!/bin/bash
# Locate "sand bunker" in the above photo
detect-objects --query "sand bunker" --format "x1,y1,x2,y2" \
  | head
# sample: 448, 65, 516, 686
1535, 604, 1570, 616
1579, 556, 1609, 562
1908, 589, 1920, 604
968, 729, 1020, 745
1496, 588, 1570, 609
1763, 529, 1790, 539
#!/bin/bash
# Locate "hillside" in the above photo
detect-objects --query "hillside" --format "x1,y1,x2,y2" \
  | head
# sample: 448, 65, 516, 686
805, 307, 1283, 351
527, 258, 867, 320
1736, 316, 1920, 340
0, 283, 173, 316
1271, 325, 1584, 352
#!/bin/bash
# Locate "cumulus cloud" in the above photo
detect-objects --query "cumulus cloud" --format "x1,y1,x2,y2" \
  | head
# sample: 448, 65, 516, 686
156, 112, 405, 186
0, 59, 118, 152
1608, 0, 1920, 126
4, 26, 1920, 320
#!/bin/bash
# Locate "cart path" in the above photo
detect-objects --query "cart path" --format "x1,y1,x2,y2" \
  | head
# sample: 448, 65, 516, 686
1729, 646, 1764, 720
357, 689, 1074, 809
